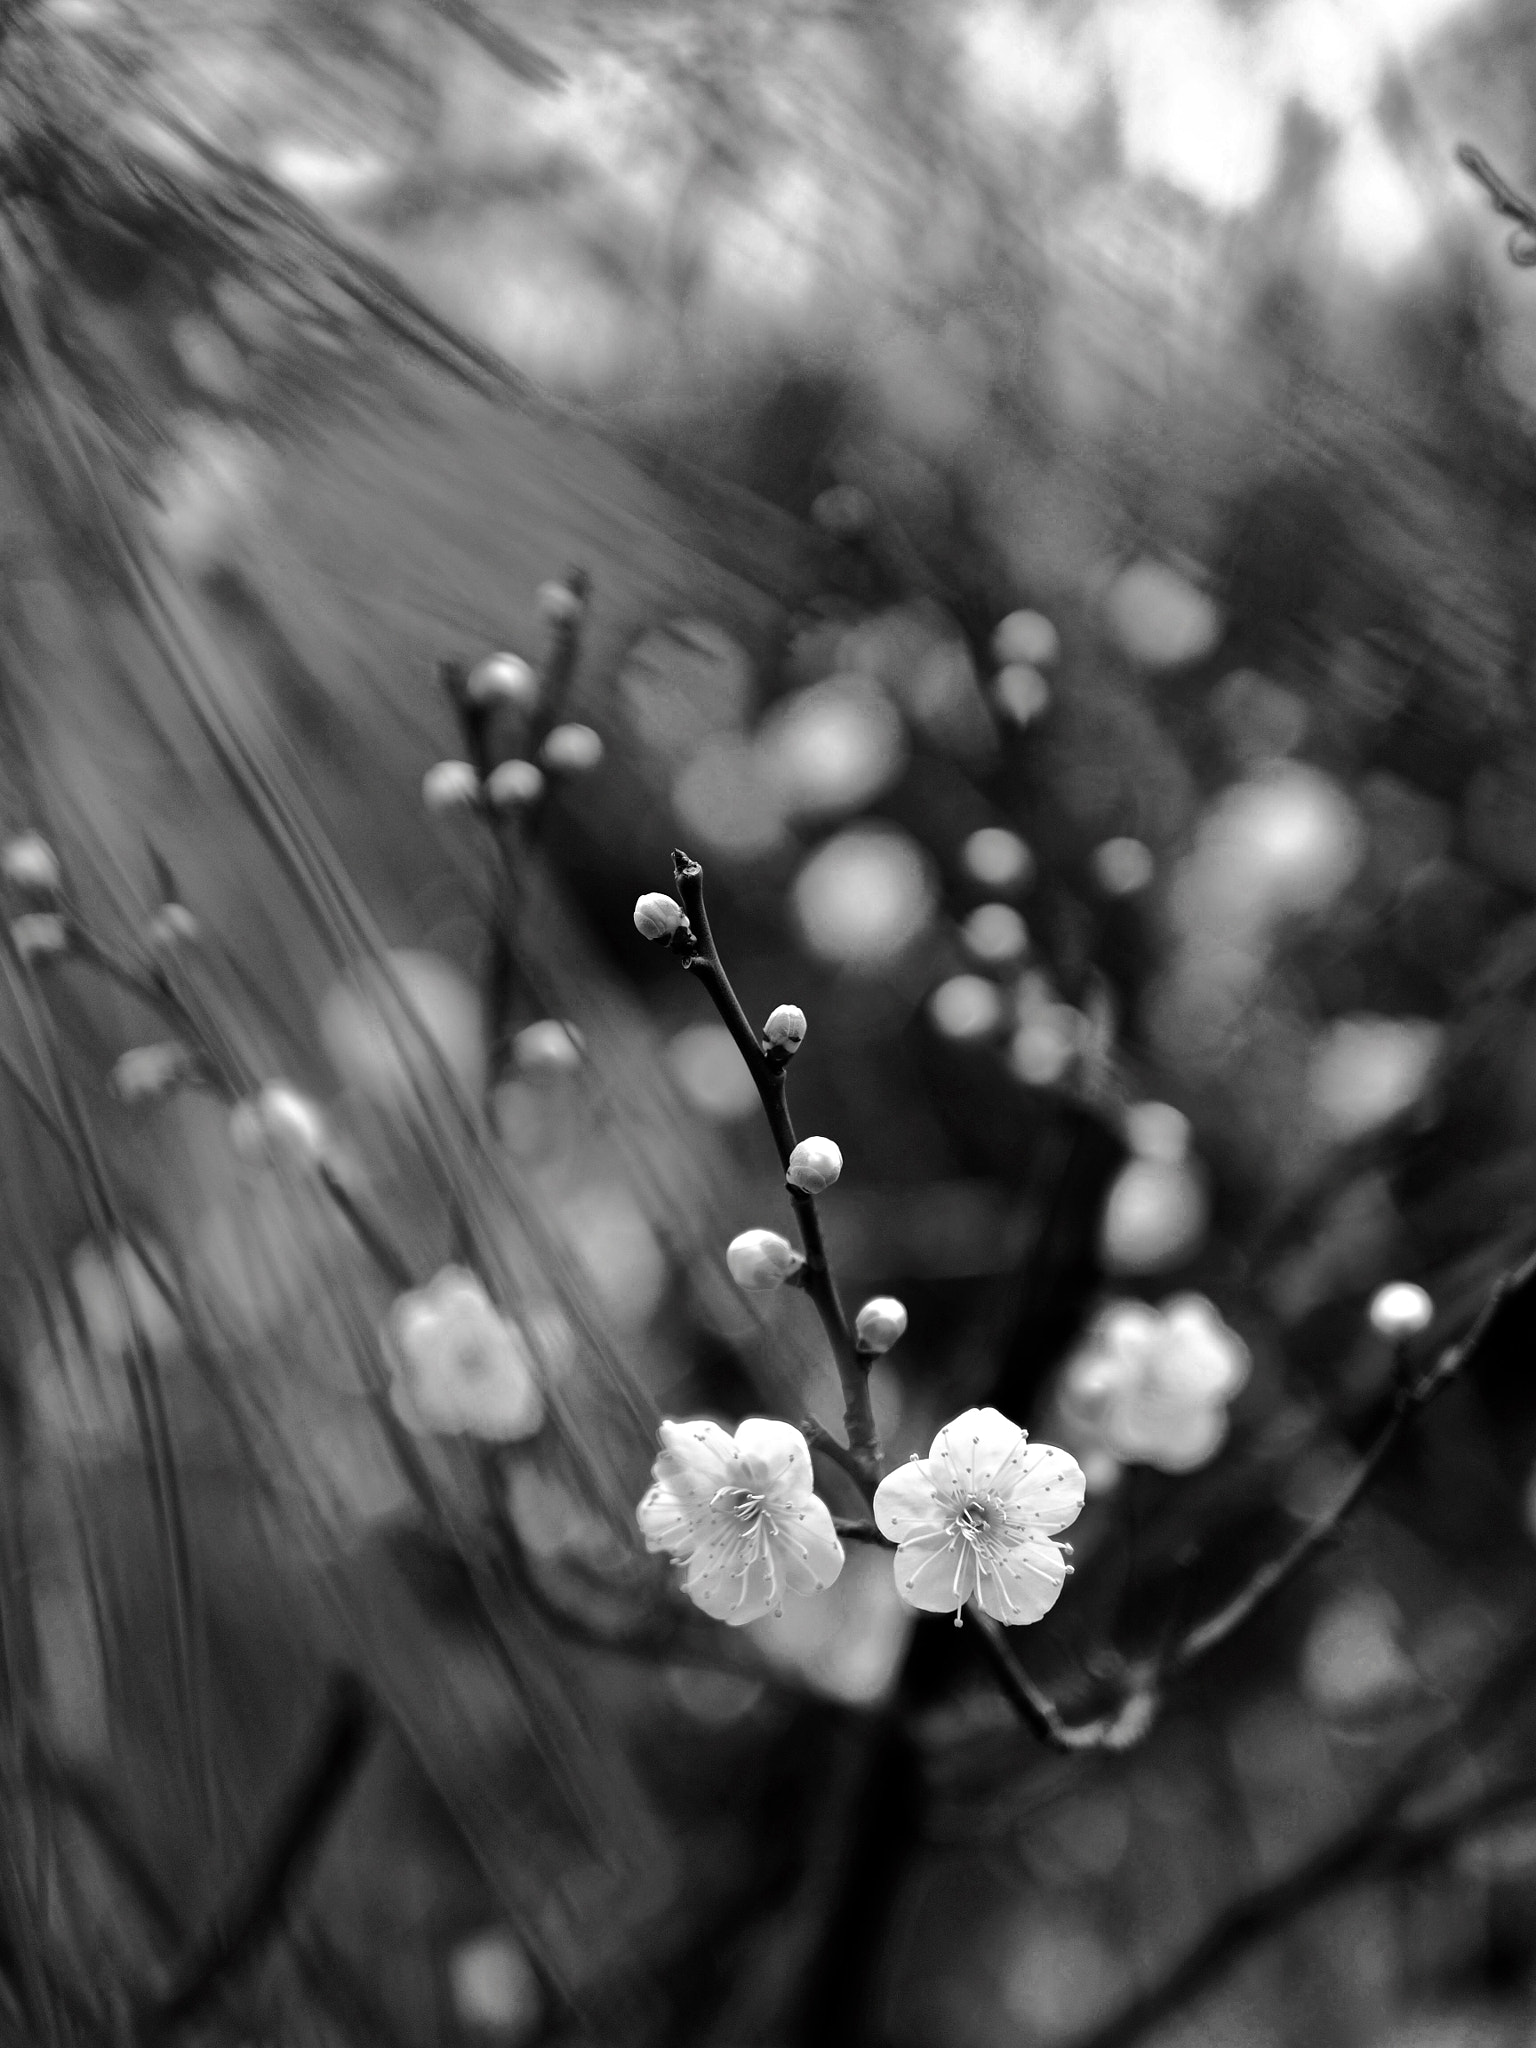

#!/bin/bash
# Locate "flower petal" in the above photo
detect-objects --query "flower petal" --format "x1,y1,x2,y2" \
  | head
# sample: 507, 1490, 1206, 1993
733, 1417, 814, 1503
873, 1458, 942, 1542
1158, 1296, 1249, 1401
654, 1418, 738, 1501
893, 1529, 976, 1614
973, 1531, 1068, 1625
1110, 1394, 1227, 1473
998, 1441, 1086, 1533
685, 1546, 781, 1626
637, 1481, 696, 1556
929, 1407, 1031, 1498
772, 1495, 845, 1594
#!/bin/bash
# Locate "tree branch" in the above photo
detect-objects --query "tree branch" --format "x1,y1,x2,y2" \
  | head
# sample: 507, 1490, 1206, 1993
134, 1672, 378, 2041
670, 848, 879, 1491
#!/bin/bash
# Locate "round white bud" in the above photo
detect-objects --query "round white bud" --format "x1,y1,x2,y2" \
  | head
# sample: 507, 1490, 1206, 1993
633, 893, 685, 942
513, 1019, 584, 1075
1093, 837, 1155, 896
466, 653, 539, 711
11, 912, 68, 963
991, 609, 1061, 669
855, 1296, 908, 1353
1368, 1282, 1433, 1342
1, 832, 62, 895
537, 581, 585, 626
111, 1042, 193, 1104
422, 761, 482, 814
726, 1228, 803, 1290
147, 902, 200, 951
762, 1003, 808, 1054
485, 759, 545, 811
229, 1082, 326, 1168
539, 723, 604, 775
786, 1135, 842, 1195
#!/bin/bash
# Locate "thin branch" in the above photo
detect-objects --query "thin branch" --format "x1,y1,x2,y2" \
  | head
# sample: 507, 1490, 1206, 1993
1069, 1768, 1536, 2048
134, 1672, 378, 2041
1456, 142, 1536, 265
1068, 1618, 1536, 2048
1163, 1242, 1536, 1682
670, 849, 879, 1490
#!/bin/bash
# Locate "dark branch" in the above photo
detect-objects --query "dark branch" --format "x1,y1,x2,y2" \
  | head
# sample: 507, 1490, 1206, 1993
135, 1672, 378, 2040
670, 848, 879, 1489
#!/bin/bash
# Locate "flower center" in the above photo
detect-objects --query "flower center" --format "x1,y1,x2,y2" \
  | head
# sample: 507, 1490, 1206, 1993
948, 1494, 1001, 1553
712, 1485, 771, 1530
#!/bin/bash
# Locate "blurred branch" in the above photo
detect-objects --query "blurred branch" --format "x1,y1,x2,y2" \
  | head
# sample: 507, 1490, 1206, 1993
134, 1672, 378, 2042
669, 848, 879, 1490
1162, 1241, 1536, 1684
1457, 143, 1536, 266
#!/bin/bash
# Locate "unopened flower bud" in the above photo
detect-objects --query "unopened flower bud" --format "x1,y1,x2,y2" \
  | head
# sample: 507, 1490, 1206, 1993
466, 652, 539, 710
1, 831, 61, 895
147, 902, 200, 951
513, 1019, 584, 1074
539, 723, 604, 775
422, 760, 482, 814
112, 1041, 193, 1104
11, 912, 68, 963
855, 1296, 908, 1353
786, 1135, 842, 1195
634, 892, 685, 942
761, 1004, 807, 1055
229, 1081, 326, 1168
726, 1228, 804, 1290
537, 580, 585, 626
1369, 1281, 1433, 1341
485, 759, 545, 810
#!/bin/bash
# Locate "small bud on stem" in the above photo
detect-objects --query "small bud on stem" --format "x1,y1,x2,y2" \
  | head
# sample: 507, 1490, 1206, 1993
786, 1135, 842, 1195
726, 1229, 804, 1290
422, 761, 482, 814
634, 892, 687, 943
854, 1296, 908, 1354
761, 1003, 808, 1056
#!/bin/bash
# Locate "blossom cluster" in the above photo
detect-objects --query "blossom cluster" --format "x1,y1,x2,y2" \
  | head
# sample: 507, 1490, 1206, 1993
637, 1407, 1084, 1628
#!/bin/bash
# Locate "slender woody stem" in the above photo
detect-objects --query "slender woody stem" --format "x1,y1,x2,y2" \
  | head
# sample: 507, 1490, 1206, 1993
1163, 1242, 1536, 1681
670, 849, 880, 1491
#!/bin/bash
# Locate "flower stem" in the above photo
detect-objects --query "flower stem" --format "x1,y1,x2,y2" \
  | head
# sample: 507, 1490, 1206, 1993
670, 849, 879, 1492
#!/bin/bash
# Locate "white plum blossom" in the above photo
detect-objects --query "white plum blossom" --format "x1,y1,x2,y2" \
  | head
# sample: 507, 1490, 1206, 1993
636, 1416, 844, 1625
873, 1408, 1084, 1625
385, 1266, 544, 1441
726, 1228, 803, 1290
1059, 1295, 1249, 1477
786, 1135, 842, 1194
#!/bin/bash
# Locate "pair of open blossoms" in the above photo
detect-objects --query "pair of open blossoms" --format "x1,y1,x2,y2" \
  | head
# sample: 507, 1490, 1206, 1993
638, 1408, 1086, 1628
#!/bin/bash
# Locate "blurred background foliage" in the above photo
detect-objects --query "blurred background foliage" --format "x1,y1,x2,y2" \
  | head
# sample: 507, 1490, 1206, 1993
12, 0, 1536, 2042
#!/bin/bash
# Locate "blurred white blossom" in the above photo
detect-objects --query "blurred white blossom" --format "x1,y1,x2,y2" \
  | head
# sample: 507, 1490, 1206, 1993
385, 1266, 543, 1441
1060, 1295, 1248, 1476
